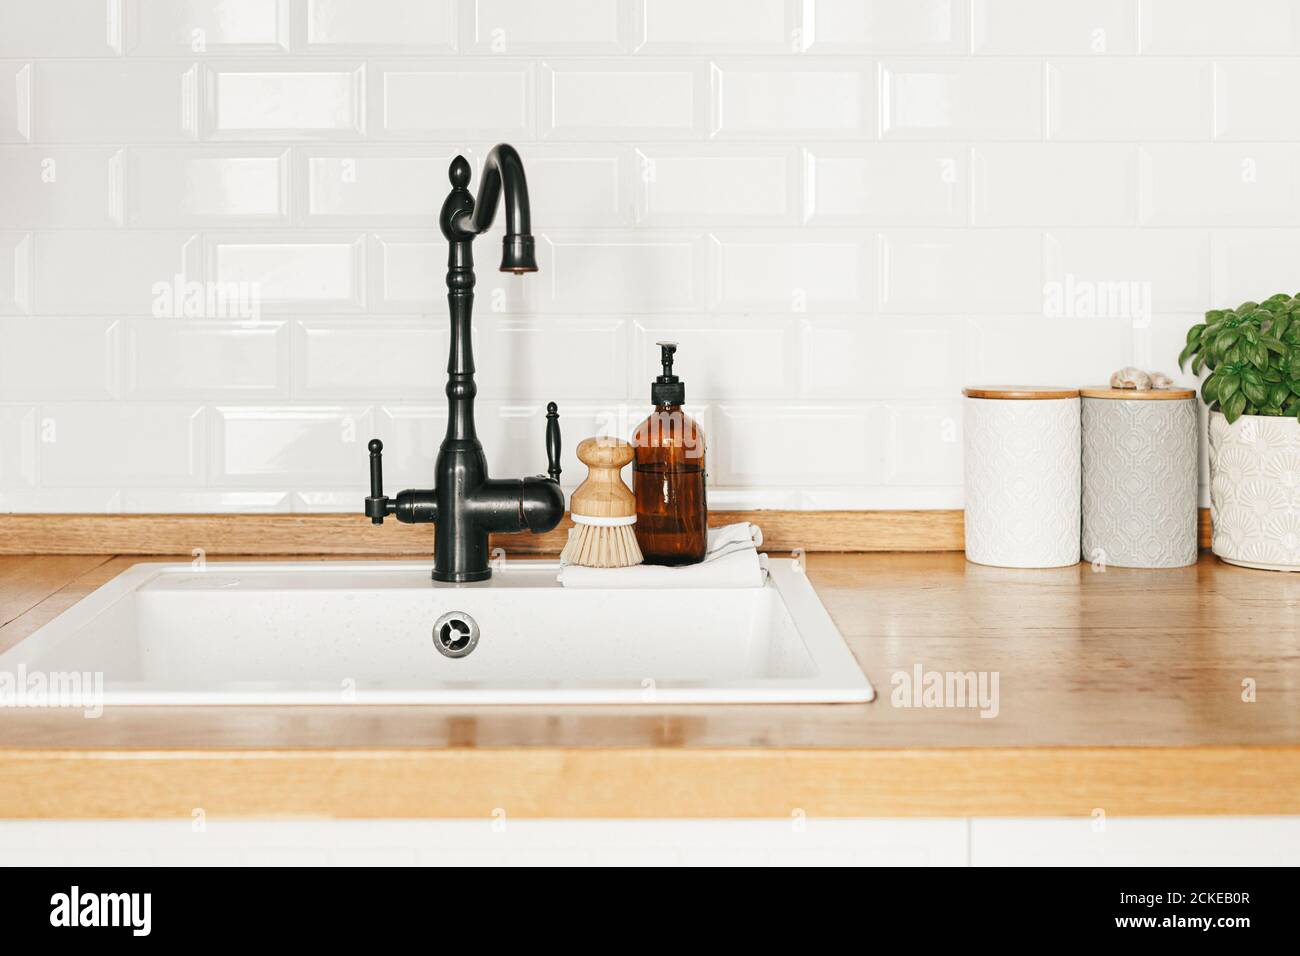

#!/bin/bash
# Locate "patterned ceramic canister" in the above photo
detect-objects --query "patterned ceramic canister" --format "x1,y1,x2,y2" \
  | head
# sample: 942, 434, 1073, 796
1208, 410, 1300, 571
963, 387, 1082, 568
1080, 387, 1198, 569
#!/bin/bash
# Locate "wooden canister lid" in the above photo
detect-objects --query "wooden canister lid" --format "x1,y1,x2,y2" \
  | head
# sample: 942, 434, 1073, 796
1079, 386, 1196, 401
962, 386, 1080, 400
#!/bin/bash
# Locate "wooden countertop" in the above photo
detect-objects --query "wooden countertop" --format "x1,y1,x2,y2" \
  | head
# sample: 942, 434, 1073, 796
1, 552, 1297, 818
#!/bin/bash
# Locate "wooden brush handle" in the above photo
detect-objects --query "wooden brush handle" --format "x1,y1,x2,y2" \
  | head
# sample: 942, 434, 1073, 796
571, 437, 636, 519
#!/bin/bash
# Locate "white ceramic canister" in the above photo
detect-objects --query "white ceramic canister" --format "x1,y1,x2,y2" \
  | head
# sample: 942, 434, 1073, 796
963, 386, 1081, 568
1208, 411, 1300, 571
1080, 387, 1198, 569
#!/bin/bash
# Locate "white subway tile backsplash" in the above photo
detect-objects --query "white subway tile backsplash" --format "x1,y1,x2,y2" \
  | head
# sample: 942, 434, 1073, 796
1047, 58, 1212, 141
211, 405, 371, 485
34, 62, 199, 142
880, 59, 1042, 140
633, 317, 798, 399
125, 320, 287, 398
0, 317, 119, 399
377, 60, 532, 139
1044, 229, 1211, 315
638, 0, 795, 53
306, 0, 457, 52
206, 64, 364, 140
1214, 60, 1300, 141
711, 61, 876, 140
802, 0, 969, 53
1139, 144, 1300, 225
716, 404, 884, 485
0, 64, 32, 143
542, 59, 706, 140
0, 3, 1285, 511
972, 145, 1139, 226
302, 148, 456, 224
126, 0, 290, 54
0, 148, 122, 228
1211, 230, 1300, 307
801, 316, 967, 399
0, 0, 122, 57
0, 233, 32, 314
804, 145, 968, 226
636, 147, 796, 225
126, 148, 288, 225
1140, 0, 1300, 54
0, 406, 37, 487
881, 229, 1042, 313
35, 232, 198, 314
973, 0, 1138, 54
209, 235, 364, 310
710, 230, 875, 312
39, 403, 206, 487
468, 0, 628, 53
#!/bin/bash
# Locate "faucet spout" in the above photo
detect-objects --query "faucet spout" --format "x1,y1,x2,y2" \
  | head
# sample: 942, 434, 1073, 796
449, 144, 537, 273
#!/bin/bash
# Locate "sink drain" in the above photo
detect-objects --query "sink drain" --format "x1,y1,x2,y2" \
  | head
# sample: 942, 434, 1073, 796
432, 611, 479, 659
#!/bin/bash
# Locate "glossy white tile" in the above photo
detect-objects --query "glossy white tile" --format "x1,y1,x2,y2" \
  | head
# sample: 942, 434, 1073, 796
547, 231, 706, 312
636, 147, 796, 225
0, 406, 37, 487
541, 59, 706, 140
881, 229, 1042, 313
126, 0, 289, 53
119, 489, 292, 513
0, 63, 32, 143
0, 0, 122, 57
34, 62, 199, 142
801, 316, 967, 398
376, 60, 532, 139
967, 315, 1132, 385
211, 405, 371, 484
206, 64, 364, 139
1139, 144, 1300, 225
0, 488, 121, 513
880, 59, 1042, 140
972, 145, 1139, 226
208, 235, 364, 310
804, 144, 968, 225
637, 0, 795, 53
524, 145, 630, 228
0, 148, 122, 228
1139, 0, 1300, 54
1214, 60, 1300, 141
125, 320, 286, 397
306, 0, 457, 51
302, 148, 457, 224
35, 232, 199, 315
293, 317, 441, 399
0, 233, 32, 314
0, 317, 120, 399
888, 401, 963, 486
715, 404, 884, 485
38, 403, 206, 487
126, 148, 288, 225
1047, 58, 1212, 141
973, 0, 1137, 54
467, 0, 628, 53
1211, 230, 1300, 307
1044, 229, 1211, 315
710, 231, 875, 312
711, 60, 876, 140
633, 317, 798, 399
801, 0, 968, 53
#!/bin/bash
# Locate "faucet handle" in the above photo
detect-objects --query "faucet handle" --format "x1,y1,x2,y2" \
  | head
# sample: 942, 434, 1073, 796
364, 438, 391, 524
545, 402, 561, 484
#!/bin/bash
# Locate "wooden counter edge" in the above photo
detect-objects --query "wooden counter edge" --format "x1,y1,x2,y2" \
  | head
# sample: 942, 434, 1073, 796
3, 746, 1295, 819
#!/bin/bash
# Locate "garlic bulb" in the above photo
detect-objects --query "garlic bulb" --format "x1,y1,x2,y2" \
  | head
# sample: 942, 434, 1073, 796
1109, 366, 1152, 389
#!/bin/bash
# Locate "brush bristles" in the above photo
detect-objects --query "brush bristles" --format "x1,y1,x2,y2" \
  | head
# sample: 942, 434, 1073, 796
561, 523, 644, 568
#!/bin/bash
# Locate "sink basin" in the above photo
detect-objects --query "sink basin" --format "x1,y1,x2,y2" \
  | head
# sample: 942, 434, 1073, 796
0, 559, 874, 705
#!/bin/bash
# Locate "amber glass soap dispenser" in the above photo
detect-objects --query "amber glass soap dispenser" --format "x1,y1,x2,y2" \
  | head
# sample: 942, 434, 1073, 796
632, 342, 707, 565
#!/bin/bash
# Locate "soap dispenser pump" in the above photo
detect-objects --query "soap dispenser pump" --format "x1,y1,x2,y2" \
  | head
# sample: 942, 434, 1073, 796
631, 342, 708, 565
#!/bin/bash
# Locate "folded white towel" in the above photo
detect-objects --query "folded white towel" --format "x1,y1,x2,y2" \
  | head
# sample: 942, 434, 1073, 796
557, 522, 768, 589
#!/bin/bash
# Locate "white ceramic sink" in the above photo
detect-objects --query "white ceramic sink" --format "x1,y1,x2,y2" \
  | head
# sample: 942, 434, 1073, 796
0, 559, 874, 705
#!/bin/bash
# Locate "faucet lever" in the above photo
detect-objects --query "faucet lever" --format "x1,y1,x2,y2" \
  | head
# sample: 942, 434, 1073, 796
364, 439, 390, 524
545, 402, 561, 484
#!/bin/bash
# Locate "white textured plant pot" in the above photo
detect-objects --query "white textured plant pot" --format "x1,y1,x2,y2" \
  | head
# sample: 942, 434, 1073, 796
1208, 410, 1300, 571
963, 387, 1081, 568
1080, 389, 1199, 569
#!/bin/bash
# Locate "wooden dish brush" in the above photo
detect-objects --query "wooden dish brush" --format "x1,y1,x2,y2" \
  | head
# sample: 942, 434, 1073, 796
560, 436, 643, 568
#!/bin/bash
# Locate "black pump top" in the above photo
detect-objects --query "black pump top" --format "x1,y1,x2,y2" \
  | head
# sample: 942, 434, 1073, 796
651, 341, 685, 405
